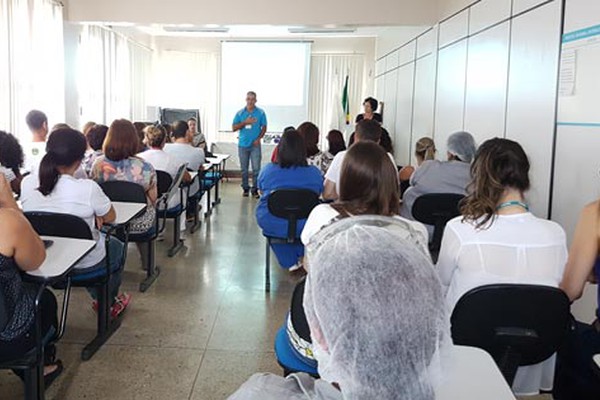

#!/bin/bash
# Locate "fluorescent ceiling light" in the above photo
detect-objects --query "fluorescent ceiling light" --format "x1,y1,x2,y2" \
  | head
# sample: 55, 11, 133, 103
163, 26, 230, 33
288, 27, 356, 34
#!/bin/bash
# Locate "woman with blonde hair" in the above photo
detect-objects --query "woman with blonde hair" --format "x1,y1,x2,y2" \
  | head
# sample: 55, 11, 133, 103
399, 137, 436, 181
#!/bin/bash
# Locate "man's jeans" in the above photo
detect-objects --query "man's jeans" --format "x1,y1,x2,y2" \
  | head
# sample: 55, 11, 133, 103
239, 145, 261, 191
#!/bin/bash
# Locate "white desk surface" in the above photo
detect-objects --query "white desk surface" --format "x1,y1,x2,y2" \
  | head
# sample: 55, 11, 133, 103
112, 202, 146, 226
211, 153, 231, 161
594, 354, 600, 369
27, 236, 96, 279
202, 163, 213, 170
189, 171, 198, 180
436, 345, 516, 400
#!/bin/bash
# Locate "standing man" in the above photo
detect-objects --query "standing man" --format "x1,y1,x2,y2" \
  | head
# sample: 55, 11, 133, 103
24, 110, 49, 174
232, 91, 267, 198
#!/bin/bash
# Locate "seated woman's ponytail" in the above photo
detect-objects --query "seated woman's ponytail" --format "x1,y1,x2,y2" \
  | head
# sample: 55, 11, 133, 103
37, 152, 60, 196
36, 128, 87, 196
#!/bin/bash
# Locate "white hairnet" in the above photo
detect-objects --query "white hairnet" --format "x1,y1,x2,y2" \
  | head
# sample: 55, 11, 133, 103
447, 131, 476, 163
303, 216, 449, 400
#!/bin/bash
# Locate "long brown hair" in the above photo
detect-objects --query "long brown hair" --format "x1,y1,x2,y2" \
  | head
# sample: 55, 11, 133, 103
333, 141, 400, 216
460, 138, 530, 229
297, 122, 320, 157
103, 119, 139, 161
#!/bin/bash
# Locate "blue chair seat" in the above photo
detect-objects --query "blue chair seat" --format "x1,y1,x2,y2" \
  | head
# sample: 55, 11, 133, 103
204, 171, 222, 181
202, 179, 216, 189
274, 325, 318, 376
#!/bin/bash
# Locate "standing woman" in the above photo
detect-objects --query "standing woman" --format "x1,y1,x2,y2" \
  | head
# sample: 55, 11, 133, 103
90, 120, 158, 260
437, 138, 567, 396
355, 97, 383, 124
256, 130, 323, 270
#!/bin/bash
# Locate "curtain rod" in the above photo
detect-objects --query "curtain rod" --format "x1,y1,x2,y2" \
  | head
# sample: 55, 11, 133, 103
92, 24, 154, 52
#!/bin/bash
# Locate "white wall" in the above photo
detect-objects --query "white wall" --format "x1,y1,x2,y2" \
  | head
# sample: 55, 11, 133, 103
375, 0, 562, 221
64, 0, 438, 26
552, 0, 600, 322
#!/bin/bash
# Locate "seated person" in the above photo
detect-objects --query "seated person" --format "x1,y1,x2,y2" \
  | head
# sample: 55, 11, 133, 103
133, 122, 148, 153
21, 128, 130, 318
324, 119, 395, 201
303, 141, 428, 250
354, 96, 383, 124
322, 129, 346, 174
83, 124, 108, 176
0, 131, 25, 194
399, 137, 436, 195
400, 131, 476, 224
139, 125, 191, 229
255, 130, 323, 270
164, 120, 205, 172
230, 216, 448, 399
90, 119, 158, 263
297, 122, 327, 175
436, 138, 567, 396
556, 201, 600, 399
0, 174, 63, 386
188, 117, 206, 150
281, 142, 429, 370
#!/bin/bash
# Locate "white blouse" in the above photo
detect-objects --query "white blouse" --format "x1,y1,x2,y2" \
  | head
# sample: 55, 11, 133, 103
436, 212, 567, 396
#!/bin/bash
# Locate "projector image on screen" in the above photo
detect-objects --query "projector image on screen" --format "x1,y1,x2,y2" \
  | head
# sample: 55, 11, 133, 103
160, 108, 201, 133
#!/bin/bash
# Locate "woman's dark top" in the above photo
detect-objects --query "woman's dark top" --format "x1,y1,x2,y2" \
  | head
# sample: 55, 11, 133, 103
355, 113, 383, 124
0, 254, 35, 341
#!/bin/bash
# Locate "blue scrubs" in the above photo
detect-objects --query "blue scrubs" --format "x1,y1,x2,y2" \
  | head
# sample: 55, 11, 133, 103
256, 163, 323, 268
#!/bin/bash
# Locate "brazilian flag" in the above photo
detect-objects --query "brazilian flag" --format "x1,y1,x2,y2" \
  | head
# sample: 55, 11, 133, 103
342, 75, 350, 125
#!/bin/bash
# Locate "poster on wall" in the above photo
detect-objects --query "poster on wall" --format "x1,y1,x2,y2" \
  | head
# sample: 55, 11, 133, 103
557, 15, 600, 126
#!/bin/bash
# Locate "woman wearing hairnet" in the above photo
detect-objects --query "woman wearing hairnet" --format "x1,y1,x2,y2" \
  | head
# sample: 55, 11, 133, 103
229, 216, 449, 400
400, 131, 477, 232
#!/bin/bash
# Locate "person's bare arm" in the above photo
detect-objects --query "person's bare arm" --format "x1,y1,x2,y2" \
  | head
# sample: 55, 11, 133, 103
323, 179, 338, 201
182, 171, 192, 184
560, 202, 599, 301
95, 205, 116, 228
0, 174, 19, 210
0, 209, 46, 271
147, 181, 158, 205
399, 166, 415, 182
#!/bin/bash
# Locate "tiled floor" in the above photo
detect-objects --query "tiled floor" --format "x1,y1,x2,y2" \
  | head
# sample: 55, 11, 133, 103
0, 181, 556, 399
0, 181, 299, 400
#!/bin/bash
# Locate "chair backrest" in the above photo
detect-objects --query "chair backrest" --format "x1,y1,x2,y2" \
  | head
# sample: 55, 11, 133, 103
24, 212, 94, 240
450, 284, 571, 385
99, 181, 146, 203
267, 189, 320, 242
156, 171, 173, 199
412, 193, 464, 253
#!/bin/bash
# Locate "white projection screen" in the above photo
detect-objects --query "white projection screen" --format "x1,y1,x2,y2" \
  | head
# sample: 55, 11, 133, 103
220, 41, 312, 133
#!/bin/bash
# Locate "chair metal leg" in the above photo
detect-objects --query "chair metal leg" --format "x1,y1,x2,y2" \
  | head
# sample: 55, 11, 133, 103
81, 282, 121, 361
23, 364, 43, 400
214, 169, 221, 205
265, 239, 271, 292
140, 240, 160, 292
204, 187, 212, 218
167, 215, 184, 257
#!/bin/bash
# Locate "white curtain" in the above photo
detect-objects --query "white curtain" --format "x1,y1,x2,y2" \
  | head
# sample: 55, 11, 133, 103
150, 50, 219, 142
309, 54, 365, 147
78, 25, 152, 125
0, 0, 64, 140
